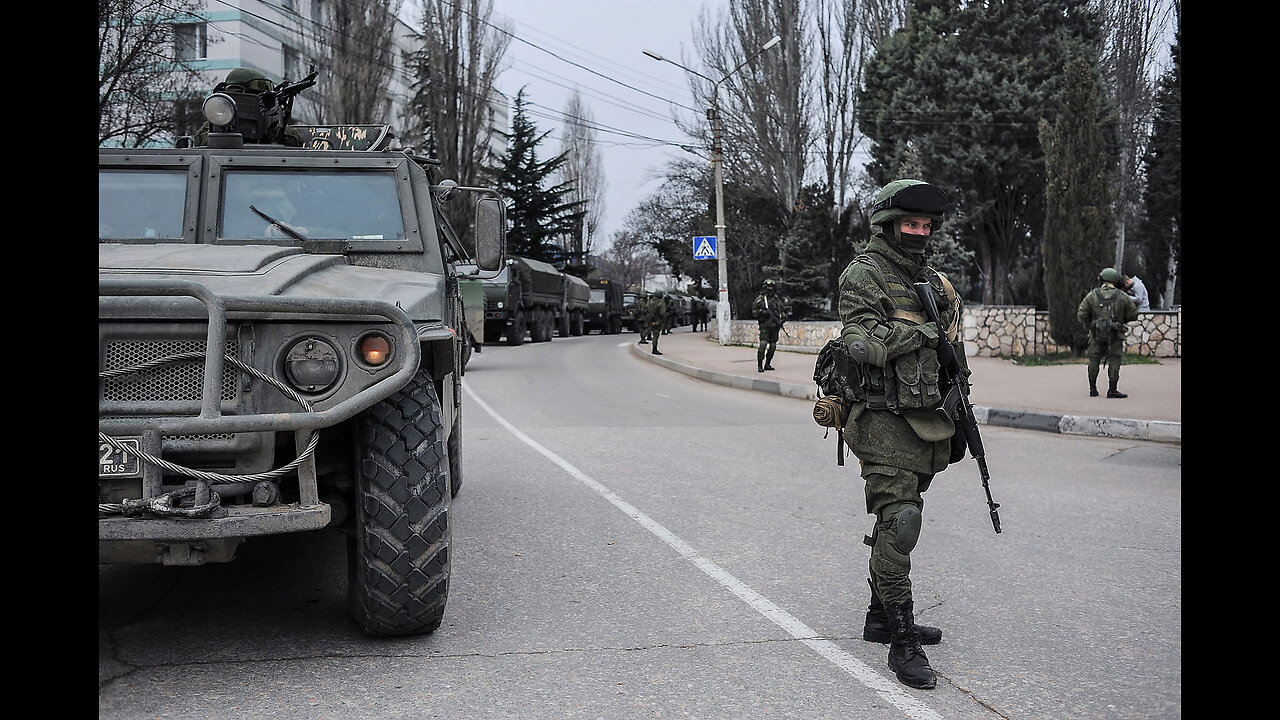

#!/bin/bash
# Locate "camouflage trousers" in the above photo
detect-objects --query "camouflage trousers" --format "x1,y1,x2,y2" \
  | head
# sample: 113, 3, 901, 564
861, 462, 934, 609
1086, 340, 1123, 387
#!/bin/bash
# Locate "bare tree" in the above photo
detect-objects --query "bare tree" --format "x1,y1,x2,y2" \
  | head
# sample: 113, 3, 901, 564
323, 1, 403, 125
812, 0, 906, 209
1092, 0, 1177, 271
403, 0, 511, 248
694, 0, 812, 220
557, 90, 608, 266
595, 229, 665, 290
99, 0, 208, 147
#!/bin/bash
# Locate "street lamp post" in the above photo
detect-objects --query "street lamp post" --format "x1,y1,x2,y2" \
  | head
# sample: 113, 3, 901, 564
643, 35, 781, 346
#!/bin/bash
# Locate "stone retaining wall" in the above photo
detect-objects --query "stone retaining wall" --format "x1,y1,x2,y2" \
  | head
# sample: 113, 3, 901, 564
711, 306, 1181, 358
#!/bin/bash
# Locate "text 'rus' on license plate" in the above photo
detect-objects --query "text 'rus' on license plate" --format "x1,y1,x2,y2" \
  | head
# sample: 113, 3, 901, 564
100, 436, 142, 477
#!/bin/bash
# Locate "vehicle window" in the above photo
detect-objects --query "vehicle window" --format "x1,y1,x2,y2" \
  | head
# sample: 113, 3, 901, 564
220, 170, 405, 242
482, 267, 509, 284
590, 290, 605, 302
99, 170, 187, 240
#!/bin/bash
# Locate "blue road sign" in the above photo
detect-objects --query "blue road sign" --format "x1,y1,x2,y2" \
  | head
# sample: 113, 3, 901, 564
693, 235, 717, 260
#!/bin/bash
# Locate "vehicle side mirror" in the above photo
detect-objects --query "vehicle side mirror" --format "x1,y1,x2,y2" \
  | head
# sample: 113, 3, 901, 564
473, 196, 506, 272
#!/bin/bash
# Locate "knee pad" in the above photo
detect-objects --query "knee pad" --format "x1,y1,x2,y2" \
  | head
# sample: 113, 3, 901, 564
875, 502, 922, 566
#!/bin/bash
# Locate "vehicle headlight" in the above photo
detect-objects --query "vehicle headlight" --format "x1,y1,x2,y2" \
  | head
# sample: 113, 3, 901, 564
357, 332, 392, 367
284, 337, 340, 392
202, 93, 237, 127
496, 301, 504, 309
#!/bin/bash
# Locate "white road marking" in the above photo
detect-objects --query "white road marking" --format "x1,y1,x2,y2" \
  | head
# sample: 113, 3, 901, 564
465, 384, 944, 720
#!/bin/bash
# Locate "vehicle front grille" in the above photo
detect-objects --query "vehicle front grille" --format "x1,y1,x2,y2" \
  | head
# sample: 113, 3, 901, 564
101, 339, 240, 403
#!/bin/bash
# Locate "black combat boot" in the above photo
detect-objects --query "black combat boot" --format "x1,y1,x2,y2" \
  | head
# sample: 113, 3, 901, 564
1089, 381, 1098, 397
764, 348, 776, 371
863, 579, 941, 645
1107, 383, 1127, 399
886, 602, 937, 689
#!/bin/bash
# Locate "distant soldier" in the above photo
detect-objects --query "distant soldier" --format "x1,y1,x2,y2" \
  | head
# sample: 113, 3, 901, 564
636, 292, 651, 344
646, 290, 669, 355
694, 298, 710, 332
662, 292, 675, 334
752, 279, 788, 372
1077, 267, 1139, 398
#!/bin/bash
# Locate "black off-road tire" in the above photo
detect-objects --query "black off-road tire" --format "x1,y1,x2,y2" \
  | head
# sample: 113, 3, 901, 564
347, 367, 451, 637
506, 312, 525, 346
558, 313, 571, 338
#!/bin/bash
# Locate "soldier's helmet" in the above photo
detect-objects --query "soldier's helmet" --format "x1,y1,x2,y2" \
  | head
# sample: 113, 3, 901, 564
1099, 267, 1122, 284
869, 179, 951, 229
763, 279, 777, 289
653, 289, 666, 297
216, 67, 275, 94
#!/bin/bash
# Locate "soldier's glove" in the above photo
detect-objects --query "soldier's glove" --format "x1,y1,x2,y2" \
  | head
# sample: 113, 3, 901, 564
915, 323, 940, 348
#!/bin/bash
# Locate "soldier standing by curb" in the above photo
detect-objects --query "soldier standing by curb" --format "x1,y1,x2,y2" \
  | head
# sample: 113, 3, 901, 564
646, 290, 668, 355
636, 292, 651, 345
1077, 267, 1139, 398
752, 279, 787, 372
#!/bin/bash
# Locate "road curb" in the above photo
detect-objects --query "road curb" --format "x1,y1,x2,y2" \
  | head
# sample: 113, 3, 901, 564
631, 343, 1181, 444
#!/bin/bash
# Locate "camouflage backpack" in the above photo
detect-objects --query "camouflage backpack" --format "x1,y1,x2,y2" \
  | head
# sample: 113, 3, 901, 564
1091, 289, 1124, 341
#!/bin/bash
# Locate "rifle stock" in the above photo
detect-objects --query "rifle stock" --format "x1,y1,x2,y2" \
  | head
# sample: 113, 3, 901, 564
914, 281, 1002, 534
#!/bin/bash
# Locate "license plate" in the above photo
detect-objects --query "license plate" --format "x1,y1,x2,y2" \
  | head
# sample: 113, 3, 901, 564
99, 436, 142, 478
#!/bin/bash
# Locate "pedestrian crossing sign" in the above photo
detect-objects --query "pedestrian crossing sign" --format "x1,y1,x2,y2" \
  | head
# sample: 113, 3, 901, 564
693, 235, 717, 260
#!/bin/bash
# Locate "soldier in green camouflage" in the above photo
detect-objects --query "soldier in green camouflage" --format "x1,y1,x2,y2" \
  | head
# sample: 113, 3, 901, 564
837, 179, 970, 690
752, 279, 787, 372
636, 292, 651, 344
1076, 267, 1138, 398
646, 290, 668, 355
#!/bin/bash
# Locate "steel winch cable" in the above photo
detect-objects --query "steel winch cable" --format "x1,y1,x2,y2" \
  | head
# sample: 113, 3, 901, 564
98, 352, 320, 517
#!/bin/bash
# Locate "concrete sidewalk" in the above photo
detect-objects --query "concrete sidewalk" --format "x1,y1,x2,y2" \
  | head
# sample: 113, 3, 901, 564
630, 328, 1181, 444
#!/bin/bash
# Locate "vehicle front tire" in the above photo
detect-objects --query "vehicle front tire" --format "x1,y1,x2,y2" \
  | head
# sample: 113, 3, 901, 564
347, 366, 451, 637
506, 312, 525, 346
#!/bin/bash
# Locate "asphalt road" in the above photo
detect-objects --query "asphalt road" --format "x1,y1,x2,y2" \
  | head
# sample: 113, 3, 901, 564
99, 332, 1182, 719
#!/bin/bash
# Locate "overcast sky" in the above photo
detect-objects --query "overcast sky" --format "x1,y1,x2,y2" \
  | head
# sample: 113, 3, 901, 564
480, 0, 733, 251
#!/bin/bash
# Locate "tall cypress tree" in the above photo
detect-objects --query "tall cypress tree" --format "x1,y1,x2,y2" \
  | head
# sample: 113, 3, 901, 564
769, 184, 836, 320
1039, 59, 1114, 354
1136, 11, 1180, 309
489, 89, 585, 264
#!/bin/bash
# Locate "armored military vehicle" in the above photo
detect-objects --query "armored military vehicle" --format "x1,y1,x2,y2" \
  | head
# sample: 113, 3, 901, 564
98, 68, 506, 637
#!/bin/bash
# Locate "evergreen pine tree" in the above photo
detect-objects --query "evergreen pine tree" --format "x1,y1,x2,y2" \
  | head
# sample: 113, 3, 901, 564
1039, 59, 1115, 354
489, 89, 586, 264
768, 184, 835, 320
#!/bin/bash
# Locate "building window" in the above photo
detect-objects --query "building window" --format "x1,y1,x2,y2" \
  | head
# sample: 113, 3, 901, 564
283, 45, 300, 81
173, 22, 207, 61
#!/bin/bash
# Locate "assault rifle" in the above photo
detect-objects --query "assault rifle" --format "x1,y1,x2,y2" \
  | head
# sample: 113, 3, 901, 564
914, 281, 1002, 534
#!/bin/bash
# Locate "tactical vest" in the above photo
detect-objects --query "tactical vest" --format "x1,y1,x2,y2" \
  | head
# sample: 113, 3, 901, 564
854, 252, 957, 414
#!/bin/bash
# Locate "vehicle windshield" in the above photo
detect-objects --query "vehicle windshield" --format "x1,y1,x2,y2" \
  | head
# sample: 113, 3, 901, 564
220, 170, 405, 242
481, 267, 509, 285
99, 170, 188, 240
590, 290, 605, 302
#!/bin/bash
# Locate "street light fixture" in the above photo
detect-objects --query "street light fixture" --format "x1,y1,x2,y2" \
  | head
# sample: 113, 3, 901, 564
643, 35, 782, 346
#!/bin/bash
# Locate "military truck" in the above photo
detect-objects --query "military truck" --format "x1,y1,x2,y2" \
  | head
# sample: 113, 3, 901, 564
455, 264, 486, 367
98, 67, 505, 638
560, 274, 590, 337
585, 277, 625, 334
621, 290, 642, 333
481, 256, 568, 345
